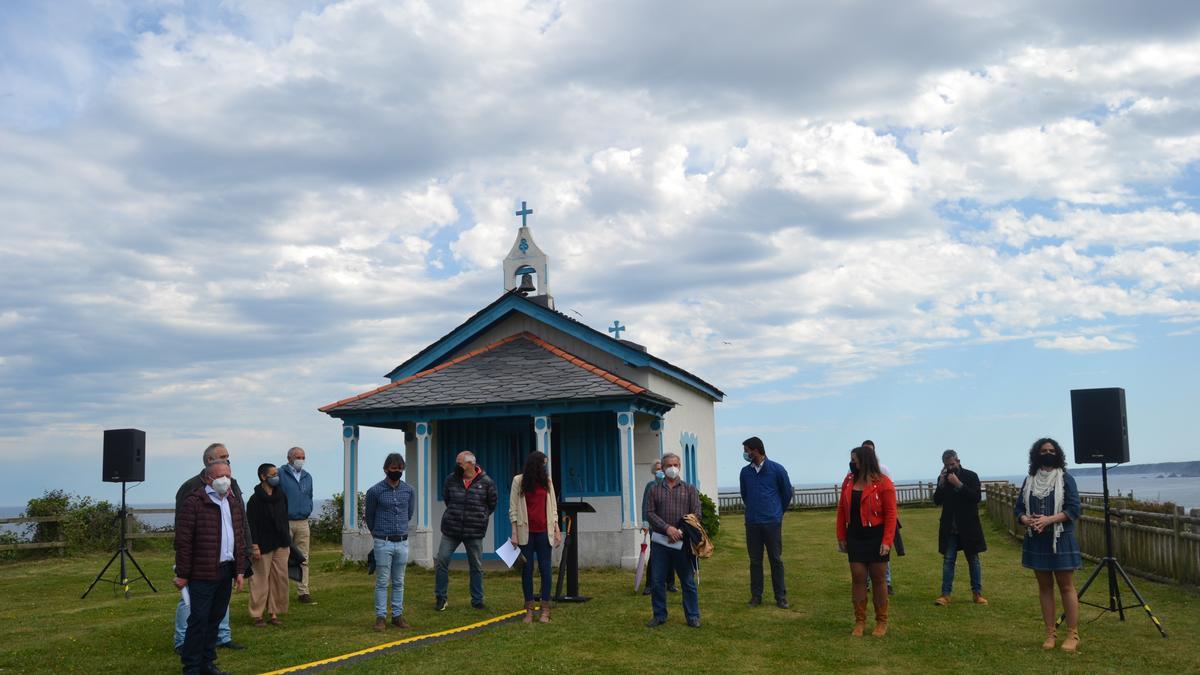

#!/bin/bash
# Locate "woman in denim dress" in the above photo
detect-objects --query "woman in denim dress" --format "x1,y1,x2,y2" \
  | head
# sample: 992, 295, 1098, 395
1014, 437, 1082, 653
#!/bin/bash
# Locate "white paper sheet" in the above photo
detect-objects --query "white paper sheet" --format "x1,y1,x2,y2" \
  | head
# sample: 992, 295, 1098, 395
650, 531, 685, 550
496, 539, 522, 568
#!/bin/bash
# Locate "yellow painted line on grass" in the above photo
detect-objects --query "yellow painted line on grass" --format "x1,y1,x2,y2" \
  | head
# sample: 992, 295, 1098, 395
260, 609, 525, 674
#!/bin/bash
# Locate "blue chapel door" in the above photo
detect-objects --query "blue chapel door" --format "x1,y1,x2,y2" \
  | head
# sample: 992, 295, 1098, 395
438, 417, 532, 556
491, 418, 532, 550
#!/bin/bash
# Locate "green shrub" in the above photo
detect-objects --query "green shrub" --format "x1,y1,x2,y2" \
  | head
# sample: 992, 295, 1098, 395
700, 492, 720, 539
312, 492, 365, 543
23, 490, 123, 553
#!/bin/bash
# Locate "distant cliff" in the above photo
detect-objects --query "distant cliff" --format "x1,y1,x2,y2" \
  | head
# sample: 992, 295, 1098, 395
1070, 461, 1200, 477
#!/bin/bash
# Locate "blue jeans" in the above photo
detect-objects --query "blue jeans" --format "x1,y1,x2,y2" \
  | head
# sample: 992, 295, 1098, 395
520, 532, 552, 603
941, 533, 982, 595
649, 542, 699, 621
373, 537, 410, 618
174, 596, 231, 648
434, 534, 484, 605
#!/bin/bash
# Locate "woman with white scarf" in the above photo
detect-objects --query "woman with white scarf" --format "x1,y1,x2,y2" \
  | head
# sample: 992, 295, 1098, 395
1014, 437, 1082, 653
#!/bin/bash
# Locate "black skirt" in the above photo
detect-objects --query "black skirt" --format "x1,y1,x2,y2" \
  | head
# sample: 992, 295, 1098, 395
847, 490, 889, 564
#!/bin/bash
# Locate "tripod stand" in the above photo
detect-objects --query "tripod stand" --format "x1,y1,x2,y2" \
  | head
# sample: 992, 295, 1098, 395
82, 481, 157, 599
1059, 462, 1166, 637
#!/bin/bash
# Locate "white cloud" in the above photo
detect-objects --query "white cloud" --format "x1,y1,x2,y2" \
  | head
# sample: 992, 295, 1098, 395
1034, 335, 1136, 352
3, 1, 1200, 498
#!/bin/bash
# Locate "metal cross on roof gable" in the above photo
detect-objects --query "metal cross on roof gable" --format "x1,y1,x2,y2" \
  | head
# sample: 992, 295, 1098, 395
608, 320, 626, 339
515, 201, 533, 227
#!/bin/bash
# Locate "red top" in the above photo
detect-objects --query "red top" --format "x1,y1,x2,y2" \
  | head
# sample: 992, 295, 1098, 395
524, 484, 548, 533
835, 473, 898, 546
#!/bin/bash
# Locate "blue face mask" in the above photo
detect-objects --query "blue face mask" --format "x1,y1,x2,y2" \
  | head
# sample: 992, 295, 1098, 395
743, 452, 753, 462
267, 475, 280, 487
654, 469, 665, 481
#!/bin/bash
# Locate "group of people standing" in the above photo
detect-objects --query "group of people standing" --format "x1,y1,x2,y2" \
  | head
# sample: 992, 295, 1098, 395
731, 435, 1083, 653
363, 449, 564, 631
171, 434, 1087, 673
172, 444, 316, 675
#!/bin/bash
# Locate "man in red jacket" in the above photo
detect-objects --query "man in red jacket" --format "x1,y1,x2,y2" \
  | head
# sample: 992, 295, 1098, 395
175, 462, 247, 675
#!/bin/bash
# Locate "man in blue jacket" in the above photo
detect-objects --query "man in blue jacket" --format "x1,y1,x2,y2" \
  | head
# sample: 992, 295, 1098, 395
739, 436, 793, 609
278, 446, 316, 604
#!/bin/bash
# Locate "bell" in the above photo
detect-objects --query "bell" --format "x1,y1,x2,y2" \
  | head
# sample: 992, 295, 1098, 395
517, 272, 536, 295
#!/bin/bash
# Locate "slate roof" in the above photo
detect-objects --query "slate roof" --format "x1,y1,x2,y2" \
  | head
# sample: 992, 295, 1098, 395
319, 332, 675, 414
383, 290, 725, 401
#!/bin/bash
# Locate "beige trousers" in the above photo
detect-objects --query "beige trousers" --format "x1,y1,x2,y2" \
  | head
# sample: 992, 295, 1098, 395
288, 520, 311, 594
249, 546, 290, 618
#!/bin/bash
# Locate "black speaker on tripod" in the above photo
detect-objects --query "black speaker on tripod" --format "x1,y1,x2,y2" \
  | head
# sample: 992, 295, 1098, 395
84, 428, 155, 599
103, 428, 145, 483
1062, 388, 1166, 638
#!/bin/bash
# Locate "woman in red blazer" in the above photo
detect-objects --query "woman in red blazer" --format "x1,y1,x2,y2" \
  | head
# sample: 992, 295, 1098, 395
835, 444, 898, 637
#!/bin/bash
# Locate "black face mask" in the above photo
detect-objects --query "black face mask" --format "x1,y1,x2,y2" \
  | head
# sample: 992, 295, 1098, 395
849, 461, 860, 475
387, 470, 403, 481
1038, 453, 1058, 468
454, 465, 465, 477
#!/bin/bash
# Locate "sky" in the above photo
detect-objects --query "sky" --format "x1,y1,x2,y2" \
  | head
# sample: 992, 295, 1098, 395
2, 0, 1199, 507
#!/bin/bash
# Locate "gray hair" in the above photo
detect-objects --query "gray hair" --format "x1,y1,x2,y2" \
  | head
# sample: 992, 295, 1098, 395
460, 452, 476, 464
942, 449, 958, 462
661, 452, 681, 465
202, 443, 227, 465
203, 462, 229, 480
287, 446, 304, 460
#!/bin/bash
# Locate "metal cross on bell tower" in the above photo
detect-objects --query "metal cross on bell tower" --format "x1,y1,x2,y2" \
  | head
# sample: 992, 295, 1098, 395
515, 201, 533, 227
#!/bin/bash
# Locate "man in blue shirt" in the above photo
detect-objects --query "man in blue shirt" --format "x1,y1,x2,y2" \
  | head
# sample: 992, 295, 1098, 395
739, 436, 793, 609
278, 446, 316, 604
365, 453, 415, 631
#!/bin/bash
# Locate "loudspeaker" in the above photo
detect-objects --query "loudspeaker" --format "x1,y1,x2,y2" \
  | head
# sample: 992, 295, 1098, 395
103, 428, 145, 482
1070, 388, 1129, 464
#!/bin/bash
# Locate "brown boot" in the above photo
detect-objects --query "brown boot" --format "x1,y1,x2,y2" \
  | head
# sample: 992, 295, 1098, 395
1042, 627, 1057, 649
851, 599, 867, 636
391, 615, 411, 629
1061, 628, 1080, 653
871, 599, 889, 637
373, 616, 386, 632
523, 601, 535, 624
972, 592, 988, 605
539, 601, 552, 623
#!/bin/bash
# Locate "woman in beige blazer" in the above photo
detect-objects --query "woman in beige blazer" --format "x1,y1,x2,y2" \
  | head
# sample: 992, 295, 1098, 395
509, 451, 562, 623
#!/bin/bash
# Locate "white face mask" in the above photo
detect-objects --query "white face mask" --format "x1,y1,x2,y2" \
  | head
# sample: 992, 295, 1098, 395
291, 459, 305, 471
664, 466, 680, 480
211, 476, 232, 496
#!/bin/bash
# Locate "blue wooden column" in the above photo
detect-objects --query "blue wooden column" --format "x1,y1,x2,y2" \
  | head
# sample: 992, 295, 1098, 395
617, 411, 636, 528
534, 415, 551, 475
342, 424, 360, 531
650, 418, 665, 457
414, 421, 432, 529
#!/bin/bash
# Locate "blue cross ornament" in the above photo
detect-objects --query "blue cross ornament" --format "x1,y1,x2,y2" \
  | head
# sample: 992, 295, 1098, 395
608, 320, 626, 339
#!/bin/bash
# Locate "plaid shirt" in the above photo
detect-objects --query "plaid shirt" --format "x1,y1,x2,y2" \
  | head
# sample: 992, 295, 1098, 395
365, 479, 414, 537
645, 479, 700, 535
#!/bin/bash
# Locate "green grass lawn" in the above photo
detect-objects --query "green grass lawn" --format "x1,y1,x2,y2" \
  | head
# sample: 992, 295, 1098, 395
1, 507, 1197, 674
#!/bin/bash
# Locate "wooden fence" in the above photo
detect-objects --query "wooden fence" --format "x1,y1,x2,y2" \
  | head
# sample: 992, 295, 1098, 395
717, 480, 1013, 513
0, 515, 67, 554
986, 482, 1200, 586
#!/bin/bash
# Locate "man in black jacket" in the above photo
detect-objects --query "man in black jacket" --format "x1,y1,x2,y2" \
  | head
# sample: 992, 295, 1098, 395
172, 443, 252, 653
433, 451, 497, 611
933, 449, 988, 606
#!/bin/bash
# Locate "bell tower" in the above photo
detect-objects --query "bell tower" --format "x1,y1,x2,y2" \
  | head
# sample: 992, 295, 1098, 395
503, 200, 554, 309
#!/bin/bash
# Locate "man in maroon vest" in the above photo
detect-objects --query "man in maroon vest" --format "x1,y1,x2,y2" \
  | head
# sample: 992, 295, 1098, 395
175, 462, 247, 675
